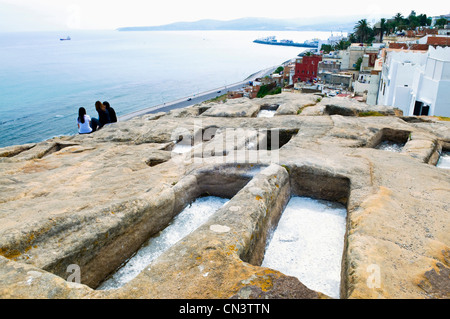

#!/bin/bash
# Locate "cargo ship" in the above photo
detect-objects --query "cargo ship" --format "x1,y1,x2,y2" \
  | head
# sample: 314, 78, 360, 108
253, 36, 319, 48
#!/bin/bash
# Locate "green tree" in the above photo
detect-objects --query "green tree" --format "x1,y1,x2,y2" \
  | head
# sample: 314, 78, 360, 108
354, 57, 363, 71
394, 13, 404, 26
417, 14, 431, 26
257, 84, 280, 98
348, 11, 434, 43
435, 17, 449, 28
348, 33, 358, 43
274, 66, 284, 74
380, 18, 387, 41
384, 21, 392, 35
408, 11, 419, 29
333, 39, 351, 50
320, 44, 333, 53
354, 19, 372, 43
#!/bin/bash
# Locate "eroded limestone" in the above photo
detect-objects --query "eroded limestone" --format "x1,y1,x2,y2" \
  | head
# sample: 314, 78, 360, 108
0, 92, 449, 299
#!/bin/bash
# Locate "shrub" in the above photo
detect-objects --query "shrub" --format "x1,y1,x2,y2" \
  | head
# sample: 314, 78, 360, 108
274, 66, 284, 74
257, 84, 281, 98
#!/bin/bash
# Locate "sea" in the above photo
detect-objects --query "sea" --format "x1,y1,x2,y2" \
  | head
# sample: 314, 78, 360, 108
0, 30, 333, 148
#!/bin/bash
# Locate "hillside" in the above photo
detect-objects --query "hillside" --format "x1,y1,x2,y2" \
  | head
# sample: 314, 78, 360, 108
117, 17, 357, 32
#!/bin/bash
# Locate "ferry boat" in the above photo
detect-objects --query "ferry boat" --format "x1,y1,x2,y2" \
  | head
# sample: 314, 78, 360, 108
60, 36, 71, 41
253, 36, 319, 48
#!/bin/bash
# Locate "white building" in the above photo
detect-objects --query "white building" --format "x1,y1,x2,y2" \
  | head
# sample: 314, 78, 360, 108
353, 73, 381, 105
431, 14, 450, 27
377, 47, 450, 117
327, 32, 347, 46
412, 47, 450, 116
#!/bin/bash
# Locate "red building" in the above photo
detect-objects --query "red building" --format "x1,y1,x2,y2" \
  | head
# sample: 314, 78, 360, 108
293, 55, 322, 83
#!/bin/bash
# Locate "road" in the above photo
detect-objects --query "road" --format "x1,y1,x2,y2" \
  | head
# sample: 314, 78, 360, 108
118, 65, 278, 121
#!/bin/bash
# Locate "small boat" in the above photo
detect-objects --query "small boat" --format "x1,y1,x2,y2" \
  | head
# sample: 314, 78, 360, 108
60, 36, 71, 41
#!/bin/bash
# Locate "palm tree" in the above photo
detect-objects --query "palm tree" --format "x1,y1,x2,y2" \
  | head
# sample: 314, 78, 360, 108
417, 14, 430, 27
348, 33, 358, 43
394, 13, 404, 31
354, 19, 371, 43
394, 13, 404, 24
408, 11, 419, 30
334, 39, 351, 50
384, 20, 395, 35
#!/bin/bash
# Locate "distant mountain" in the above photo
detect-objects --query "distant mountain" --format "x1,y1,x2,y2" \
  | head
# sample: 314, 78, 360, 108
117, 17, 358, 32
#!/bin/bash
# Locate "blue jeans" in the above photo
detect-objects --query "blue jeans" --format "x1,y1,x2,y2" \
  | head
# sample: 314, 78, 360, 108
91, 118, 100, 132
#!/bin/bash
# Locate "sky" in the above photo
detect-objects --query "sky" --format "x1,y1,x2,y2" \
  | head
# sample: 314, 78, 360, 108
0, 0, 447, 32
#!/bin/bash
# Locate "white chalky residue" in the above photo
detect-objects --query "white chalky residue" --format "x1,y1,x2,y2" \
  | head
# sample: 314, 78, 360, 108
437, 151, 450, 169
98, 196, 228, 290
261, 196, 347, 299
257, 110, 276, 118
245, 166, 264, 177
375, 141, 404, 152
172, 142, 193, 154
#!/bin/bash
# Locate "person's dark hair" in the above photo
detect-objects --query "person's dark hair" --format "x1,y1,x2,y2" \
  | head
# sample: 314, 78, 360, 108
78, 107, 86, 124
103, 100, 117, 123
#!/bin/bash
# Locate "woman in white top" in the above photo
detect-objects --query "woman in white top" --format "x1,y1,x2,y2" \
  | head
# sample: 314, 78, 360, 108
77, 107, 93, 134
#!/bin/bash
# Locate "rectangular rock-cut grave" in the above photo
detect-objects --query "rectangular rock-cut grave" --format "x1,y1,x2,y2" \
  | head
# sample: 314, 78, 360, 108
260, 166, 350, 299
94, 164, 259, 289
368, 128, 411, 153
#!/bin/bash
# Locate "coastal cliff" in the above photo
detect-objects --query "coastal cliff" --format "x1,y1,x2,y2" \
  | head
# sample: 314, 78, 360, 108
0, 92, 449, 299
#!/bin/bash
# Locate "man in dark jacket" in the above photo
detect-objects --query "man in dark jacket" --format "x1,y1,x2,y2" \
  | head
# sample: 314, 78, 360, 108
103, 101, 117, 123
91, 101, 111, 132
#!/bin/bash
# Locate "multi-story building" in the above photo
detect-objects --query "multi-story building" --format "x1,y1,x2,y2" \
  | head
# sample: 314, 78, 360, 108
411, 46, 450, 116
292, 54, 322, 83
282, 64, 296, 86
344, 44, 380, 70
320, 72, 352, 88
244, 85, 260, 99
377, 46, 450, 116
318, 60, 341, 74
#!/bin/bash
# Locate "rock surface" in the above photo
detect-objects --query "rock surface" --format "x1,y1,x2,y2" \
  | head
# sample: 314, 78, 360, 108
0, 92, 449, 299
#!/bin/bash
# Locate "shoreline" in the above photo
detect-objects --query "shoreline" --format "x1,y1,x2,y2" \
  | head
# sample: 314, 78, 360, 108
118, 65, 279, 121
0, 65, 280, 149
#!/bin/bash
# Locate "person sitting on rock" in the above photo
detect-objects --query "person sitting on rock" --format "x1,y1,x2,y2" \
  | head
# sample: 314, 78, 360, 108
91, 101, 111, 132
77, 107, 92, 134
103, 101, 117, 123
